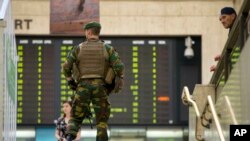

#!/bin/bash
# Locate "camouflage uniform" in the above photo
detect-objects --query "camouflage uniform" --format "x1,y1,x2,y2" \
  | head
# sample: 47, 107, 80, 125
62, 38, 124, 141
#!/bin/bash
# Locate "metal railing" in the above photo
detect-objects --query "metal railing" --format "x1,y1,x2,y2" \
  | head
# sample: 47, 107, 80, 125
207, 95, 225, 141
0, 0, 17, 141
224, 96, 238, 125
184, 1, 250, 141
210, 0, 250, 86
181, 86, 200, 118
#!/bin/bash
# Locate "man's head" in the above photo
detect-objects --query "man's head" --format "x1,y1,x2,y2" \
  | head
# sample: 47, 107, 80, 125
219, 7, 237, 29
83, 21, 101, 38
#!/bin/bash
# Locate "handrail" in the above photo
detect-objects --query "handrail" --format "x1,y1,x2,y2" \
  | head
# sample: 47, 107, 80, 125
224, 96, 238, 125
181, 86, 200, 118
207, 95, 225, 141
210, 0, 250, 85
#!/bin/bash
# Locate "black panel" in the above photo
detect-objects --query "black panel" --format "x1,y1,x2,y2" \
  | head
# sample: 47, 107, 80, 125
16, 36, 201, 126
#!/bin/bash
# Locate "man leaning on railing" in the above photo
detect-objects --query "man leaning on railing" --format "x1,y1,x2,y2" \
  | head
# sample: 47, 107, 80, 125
210, 7, 237, 72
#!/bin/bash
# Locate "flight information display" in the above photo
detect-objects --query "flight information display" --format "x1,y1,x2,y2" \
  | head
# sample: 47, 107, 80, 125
16, 36, 178, 125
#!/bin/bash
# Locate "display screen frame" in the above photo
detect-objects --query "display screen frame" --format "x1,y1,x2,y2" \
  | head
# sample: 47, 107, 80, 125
16, 35, 201, 126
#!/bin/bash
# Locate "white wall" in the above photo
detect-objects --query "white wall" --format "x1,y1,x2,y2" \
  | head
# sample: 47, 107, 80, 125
100, 0, 234, 84
12, 0, 50, 34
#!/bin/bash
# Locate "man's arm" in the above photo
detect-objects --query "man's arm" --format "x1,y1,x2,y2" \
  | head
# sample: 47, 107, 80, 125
105, 45, 125, 93
105, 45, 125, 77
62, 46, 79, 80
62, 46, 79, 90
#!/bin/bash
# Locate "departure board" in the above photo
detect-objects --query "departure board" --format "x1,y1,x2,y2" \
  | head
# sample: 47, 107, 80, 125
16, 36, 181, 125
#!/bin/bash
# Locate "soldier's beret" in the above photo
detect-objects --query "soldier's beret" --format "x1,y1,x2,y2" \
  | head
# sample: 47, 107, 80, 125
221, 7, 236, 15
83, 21, 101, 30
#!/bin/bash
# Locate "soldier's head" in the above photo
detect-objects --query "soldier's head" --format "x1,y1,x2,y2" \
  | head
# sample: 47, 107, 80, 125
219, 7, 237, 29
83, 21, 101, 39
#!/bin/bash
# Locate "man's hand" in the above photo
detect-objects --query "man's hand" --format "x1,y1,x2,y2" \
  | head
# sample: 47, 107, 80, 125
210, 65, 216, 72
214, 54, 221, 61
114, 77, 124, 93
67, 79, 77, 90
210, 54, 221, 72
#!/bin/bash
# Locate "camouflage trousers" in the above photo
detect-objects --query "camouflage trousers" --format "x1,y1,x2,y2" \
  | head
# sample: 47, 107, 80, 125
66, 79, 111, 141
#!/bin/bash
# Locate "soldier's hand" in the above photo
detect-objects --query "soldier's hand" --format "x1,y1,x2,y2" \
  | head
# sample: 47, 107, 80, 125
67, 79, 77, 90
114, 77, 124, 93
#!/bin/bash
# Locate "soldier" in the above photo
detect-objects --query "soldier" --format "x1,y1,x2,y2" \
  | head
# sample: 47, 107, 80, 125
62, 21, 124, 141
